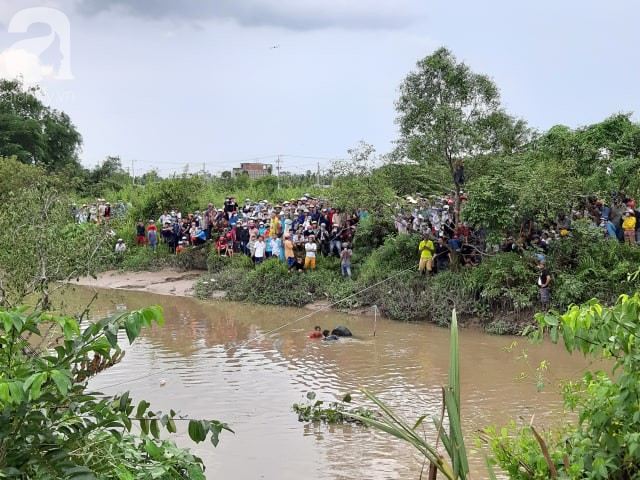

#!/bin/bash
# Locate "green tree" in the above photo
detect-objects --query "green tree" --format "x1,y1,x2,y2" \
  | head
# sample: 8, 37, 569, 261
395, 47, 526, 218
330, 141, 395, 216
0, 156, 47, 201
0, 305, 231, 478
89, 156, 132, 195
462, 172, 516, 238
0, 79, 82, 171
487, 293, 640, 479
0, 186, 111, 309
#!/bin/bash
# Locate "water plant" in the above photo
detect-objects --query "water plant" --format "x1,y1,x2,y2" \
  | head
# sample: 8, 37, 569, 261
350, 310, 481, 479
292, 392, 375, 424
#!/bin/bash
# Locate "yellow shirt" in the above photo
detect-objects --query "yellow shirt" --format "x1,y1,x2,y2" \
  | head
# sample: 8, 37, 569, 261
419, 240, 434, 259
284, 239, 294, 258
623, 216, 636, 231
270, 217, 281, 234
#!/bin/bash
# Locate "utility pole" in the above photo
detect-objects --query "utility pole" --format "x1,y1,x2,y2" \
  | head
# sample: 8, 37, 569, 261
276, 155, 282, 190
131, 159, 136, 186
317, 162, 320, 186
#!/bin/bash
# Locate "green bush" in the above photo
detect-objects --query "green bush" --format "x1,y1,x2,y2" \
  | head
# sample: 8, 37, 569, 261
119, 247, 168, 271
467, 252, 537, 313
175, 244, 209, 271
352, 215, 396, 258
194, 273, 218, 300
358, 233, 420, 285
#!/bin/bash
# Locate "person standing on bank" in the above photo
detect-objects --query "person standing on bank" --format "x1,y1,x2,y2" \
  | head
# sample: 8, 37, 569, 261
537, 260, 551, 310
418, 233, 435, 275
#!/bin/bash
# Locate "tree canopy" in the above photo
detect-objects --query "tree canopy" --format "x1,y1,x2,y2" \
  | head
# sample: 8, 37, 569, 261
0, 79, 82, 172
395, 47, 529, 218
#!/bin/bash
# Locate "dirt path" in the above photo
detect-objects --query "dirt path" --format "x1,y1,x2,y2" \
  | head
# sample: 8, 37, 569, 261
71, 270, 203, 297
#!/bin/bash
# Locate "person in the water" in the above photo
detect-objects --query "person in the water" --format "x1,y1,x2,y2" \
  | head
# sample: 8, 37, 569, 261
322, 330, 339, 341
330, 326, 352, 337
309, 325, 323, 338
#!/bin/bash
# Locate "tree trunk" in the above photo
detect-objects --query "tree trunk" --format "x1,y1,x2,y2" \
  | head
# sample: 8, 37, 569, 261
454, 181, 461, 224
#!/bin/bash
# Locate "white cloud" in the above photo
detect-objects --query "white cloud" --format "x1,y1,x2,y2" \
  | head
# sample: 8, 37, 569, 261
75, 0, 426, 30
0, 0, 62, 26
0, 48, 54, 83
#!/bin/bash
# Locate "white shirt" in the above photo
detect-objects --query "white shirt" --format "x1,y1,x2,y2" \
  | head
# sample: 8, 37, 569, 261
305, 242, 317, 258
254, 240, 266, 258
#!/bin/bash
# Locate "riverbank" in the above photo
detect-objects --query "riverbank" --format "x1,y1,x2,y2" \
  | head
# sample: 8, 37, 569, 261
101, 221, 640, 336
72, 267, 533, 334
71, 269, 203, 297
72, 268, 372, 314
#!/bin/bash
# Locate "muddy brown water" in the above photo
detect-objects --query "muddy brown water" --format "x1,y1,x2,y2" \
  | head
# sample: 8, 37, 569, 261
61, 285, 598, 479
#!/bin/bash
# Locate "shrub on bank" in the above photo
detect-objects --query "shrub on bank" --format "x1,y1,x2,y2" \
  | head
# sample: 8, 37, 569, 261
116, 219, 640, 334
357, 233, 420, 284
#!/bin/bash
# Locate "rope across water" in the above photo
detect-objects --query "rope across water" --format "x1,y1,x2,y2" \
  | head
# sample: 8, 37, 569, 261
99, 263, 419, 391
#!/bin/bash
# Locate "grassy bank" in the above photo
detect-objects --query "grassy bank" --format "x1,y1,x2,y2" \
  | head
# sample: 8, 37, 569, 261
105, 217, 640, 334
182, 220, 640, 334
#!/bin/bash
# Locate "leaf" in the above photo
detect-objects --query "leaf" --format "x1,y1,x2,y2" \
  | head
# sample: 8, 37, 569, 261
188, 420, 206, 443
150, 419, 160, 439
25, 373, 45, 400
0, 383, 10, 403
50, 370, 70, 395
65, 466, 97, 480
124, 313, 142, 345
144, 438, 163, 460
104, 329, 118, 349
119, 391, 130, 412
140, 419, 150, 435
342, 393, 352, 403
135, 400, 150, 418
7, 382, 25, 403
550, 325, 559, 344
530, 424, 558, 478
412, 415, 427, 430
167, 418, 177, 434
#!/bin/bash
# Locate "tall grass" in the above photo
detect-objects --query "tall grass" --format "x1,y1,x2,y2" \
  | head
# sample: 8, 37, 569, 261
351, 311, 494, 479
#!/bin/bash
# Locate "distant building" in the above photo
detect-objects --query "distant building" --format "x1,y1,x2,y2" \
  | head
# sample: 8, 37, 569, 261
232, 162, 273, 179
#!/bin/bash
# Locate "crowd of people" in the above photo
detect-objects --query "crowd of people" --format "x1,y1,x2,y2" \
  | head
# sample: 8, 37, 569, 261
389, 190, 640, 309
86, 187, 640, 309
132, 195, 358, 276
72, 199, 127, 224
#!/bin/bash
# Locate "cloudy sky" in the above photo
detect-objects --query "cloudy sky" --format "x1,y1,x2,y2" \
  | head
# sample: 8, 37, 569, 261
0, 0, 638, 176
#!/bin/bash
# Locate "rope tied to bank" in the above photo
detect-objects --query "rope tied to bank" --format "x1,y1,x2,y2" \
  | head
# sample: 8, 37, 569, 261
98, 263, 419, 391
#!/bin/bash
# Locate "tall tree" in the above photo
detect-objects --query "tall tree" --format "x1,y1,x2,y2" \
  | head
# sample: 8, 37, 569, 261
0, 78, 82, 171
395, 47, 526, 218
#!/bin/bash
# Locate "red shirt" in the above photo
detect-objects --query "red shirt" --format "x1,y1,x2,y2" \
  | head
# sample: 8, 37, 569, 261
309, 331, 323, 339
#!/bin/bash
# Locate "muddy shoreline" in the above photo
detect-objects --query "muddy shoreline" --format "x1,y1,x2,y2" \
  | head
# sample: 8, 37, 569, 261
71, 269, 203, 298
71, 269, 377, 316
71, 269, 531, 332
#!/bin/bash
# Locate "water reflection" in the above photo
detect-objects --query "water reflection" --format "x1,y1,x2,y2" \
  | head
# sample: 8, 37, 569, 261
57, 285, 595, 479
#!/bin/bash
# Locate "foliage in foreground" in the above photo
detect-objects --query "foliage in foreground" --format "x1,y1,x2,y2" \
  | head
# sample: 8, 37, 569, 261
0, 186, 113, 309
0, 306, 231, 479
484, 293, 640, 479
351, 311, 477, 480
